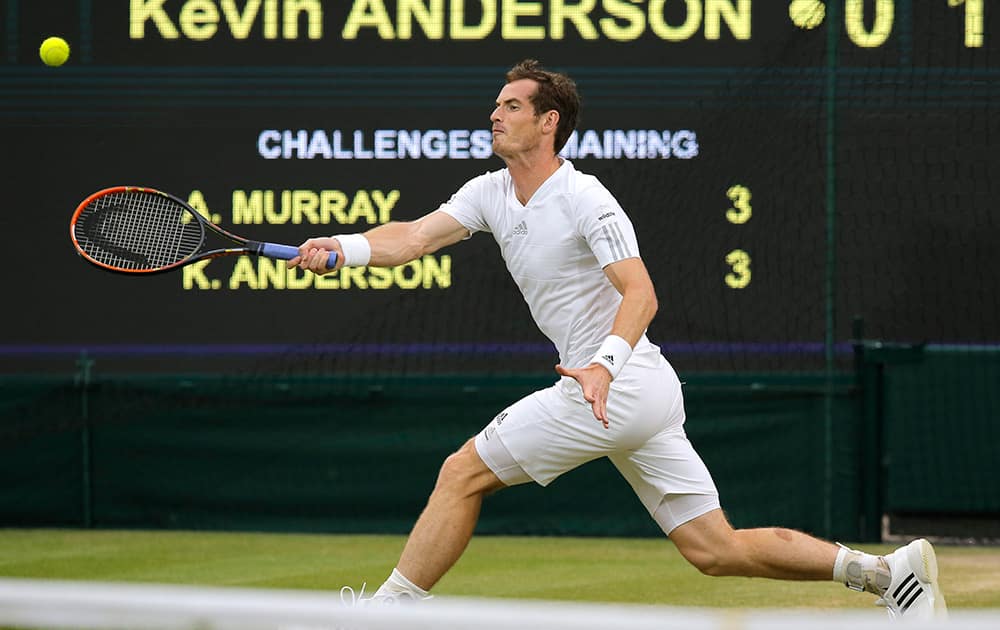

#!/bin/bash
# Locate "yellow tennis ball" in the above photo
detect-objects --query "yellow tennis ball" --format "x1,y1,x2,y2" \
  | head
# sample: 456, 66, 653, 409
789, 0, 825, 30
39, 37, 70, 67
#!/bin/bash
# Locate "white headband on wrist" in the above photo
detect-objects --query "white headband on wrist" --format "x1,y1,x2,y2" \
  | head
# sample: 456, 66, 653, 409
333, 234, 371, 267
591, 335, 632, 379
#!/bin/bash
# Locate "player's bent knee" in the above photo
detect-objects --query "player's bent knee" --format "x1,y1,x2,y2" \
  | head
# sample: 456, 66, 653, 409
671, 513, 746, 577
679, 540, 750, 577
434, 438, 503, 497
676, 544, 726, 576
435, 449, 471, 487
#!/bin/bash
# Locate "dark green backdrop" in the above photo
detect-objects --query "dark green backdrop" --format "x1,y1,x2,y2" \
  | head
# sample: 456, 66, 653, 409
3, 347, 995, 542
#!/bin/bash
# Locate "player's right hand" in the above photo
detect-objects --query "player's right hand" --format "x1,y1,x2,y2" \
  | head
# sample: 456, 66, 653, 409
288, 237, 345, 274
555, 363, 612, 429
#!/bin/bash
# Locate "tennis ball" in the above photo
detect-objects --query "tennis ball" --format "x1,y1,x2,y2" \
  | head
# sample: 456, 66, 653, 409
789, 0, 825, 30
39, 36, 70, 67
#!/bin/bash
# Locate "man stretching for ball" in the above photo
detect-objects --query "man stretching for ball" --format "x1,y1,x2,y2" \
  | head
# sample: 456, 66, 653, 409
290, 59, 947, 621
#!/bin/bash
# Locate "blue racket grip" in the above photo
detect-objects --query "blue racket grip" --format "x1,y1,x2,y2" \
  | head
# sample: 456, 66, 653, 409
258, 242, 338, 269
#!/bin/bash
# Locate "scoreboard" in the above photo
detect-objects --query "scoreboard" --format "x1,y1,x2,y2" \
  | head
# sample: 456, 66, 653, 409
2, 1, 997, 373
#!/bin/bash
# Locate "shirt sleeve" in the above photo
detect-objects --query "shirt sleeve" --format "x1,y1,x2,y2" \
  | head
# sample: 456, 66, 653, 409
436, 173, 493, 235
576, 184, 641, 268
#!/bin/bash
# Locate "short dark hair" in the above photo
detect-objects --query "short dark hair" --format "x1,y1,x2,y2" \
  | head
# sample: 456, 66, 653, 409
504, 59, 580, 154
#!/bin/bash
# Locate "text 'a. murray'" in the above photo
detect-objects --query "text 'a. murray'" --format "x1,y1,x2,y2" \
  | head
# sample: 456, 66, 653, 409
231, 189, 400, 225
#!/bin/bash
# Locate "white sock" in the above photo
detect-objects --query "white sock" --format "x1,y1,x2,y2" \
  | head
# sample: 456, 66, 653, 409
832, 545, 852, 583
373, 568, 430, 600
833, 544, 887, 593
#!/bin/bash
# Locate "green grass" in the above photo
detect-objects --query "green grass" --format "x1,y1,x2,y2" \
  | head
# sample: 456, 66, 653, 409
1, 529, 999, 610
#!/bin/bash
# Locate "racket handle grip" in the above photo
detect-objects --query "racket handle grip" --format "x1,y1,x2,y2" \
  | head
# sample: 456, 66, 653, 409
256, 242, 338, 269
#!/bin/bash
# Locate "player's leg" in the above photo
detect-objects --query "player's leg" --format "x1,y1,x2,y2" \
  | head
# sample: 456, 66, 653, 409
372, 437, 507, 600
669, 509, 947, 618
371, 387, 570, 602
616, 393, 895, 584
668, 508, 839, 579
612, 361, 946, 618
611, 361, 860, 580
373, 380, 620, 601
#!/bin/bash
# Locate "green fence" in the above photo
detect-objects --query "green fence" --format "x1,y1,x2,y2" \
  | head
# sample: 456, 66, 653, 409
2, 346, 997, 542
856, 344, 1000, 541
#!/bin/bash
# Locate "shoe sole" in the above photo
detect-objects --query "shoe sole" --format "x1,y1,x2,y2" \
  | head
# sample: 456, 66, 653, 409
906, 539, 948, 619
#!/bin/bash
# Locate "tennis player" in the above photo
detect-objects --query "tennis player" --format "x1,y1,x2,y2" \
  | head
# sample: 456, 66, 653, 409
290, 59, 946, 621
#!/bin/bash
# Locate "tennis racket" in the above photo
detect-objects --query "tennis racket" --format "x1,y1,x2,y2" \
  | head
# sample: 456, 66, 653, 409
70, 186, 336, 274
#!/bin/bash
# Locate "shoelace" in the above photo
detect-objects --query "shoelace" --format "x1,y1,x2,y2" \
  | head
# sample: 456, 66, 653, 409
339, 582, 368, 607
339, 583, 433, 607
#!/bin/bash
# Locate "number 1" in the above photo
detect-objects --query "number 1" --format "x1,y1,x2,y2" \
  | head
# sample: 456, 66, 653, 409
950, 0, 984, 47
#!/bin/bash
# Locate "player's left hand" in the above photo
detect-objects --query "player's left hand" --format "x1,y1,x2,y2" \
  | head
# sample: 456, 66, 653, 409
555, 363, 612, 428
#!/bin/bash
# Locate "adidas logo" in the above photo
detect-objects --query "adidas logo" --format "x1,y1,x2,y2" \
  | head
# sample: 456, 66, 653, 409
893, 572, 924, 614
602, 354, 615, 365
513, 221, 528, 236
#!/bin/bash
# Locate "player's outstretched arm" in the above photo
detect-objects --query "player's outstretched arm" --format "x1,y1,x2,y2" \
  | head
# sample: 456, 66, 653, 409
366, 211, 470, 266
289, 211, 470, 274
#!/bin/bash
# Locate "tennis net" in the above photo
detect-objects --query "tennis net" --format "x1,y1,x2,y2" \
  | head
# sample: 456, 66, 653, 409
0, 578, 996, 630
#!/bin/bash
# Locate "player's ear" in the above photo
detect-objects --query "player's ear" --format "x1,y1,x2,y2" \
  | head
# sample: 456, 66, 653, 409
542, 110, 559, 133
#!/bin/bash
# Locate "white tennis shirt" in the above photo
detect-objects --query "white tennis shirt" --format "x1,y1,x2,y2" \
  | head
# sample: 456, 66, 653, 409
438, 159, 662, 370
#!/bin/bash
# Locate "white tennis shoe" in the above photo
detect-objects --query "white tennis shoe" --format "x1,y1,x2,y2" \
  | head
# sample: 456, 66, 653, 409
876, 539, 948, 621
339, 582, 431, 607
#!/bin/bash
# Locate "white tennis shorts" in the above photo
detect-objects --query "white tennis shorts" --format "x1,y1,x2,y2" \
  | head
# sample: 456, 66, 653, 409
475, 356, 720, 534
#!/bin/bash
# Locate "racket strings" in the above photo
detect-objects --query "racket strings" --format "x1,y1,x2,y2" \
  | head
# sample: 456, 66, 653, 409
75, 191, 203, 270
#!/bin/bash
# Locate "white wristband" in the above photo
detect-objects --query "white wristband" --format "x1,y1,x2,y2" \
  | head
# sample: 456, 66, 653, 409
591, 335, 632, 379
333, 234, 371, 267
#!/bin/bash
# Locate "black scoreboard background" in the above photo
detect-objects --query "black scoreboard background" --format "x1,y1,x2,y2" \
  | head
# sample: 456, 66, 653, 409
2, 1, 997, 374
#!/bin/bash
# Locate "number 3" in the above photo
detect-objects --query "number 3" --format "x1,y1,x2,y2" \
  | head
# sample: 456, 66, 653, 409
725, 249, 751, 289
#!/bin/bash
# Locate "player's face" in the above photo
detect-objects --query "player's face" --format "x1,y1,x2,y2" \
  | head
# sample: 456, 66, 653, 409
490, 79, 547, 158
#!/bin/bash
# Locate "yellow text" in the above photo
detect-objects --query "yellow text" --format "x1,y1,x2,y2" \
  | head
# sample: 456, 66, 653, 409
183, 255, 453, 291
232, 189, 399, 225
341, 0, 752, 42
130, 0, 323, 40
